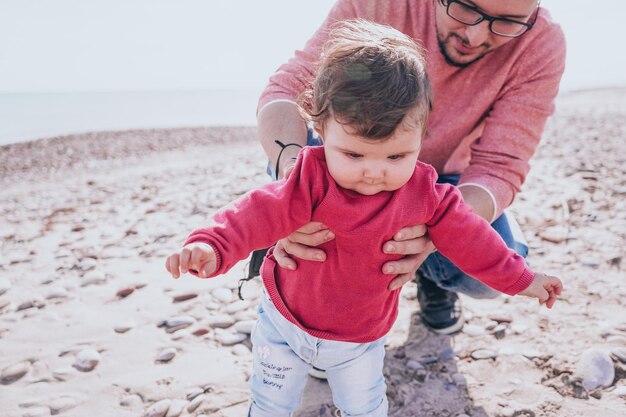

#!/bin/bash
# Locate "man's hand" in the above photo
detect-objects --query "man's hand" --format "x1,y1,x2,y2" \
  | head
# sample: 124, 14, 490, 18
518, 272, 563, 309
165, 242, 217, 279
273, 222, 335, 271
384, 224, 434, 291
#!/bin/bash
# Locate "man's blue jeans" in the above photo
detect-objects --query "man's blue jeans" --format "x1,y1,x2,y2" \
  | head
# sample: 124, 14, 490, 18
268, 130, 529, 299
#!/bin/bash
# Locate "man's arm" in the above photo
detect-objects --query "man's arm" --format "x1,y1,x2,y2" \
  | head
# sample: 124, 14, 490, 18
458, 184, 495, 222
258, 101, 308, 179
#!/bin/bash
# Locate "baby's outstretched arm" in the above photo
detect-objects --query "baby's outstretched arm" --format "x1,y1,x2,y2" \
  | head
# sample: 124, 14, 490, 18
517, 272, 563, 309
165, 242, 217, 279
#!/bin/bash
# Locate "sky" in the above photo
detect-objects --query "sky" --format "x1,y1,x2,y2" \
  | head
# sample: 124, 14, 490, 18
1, 0, 624, 94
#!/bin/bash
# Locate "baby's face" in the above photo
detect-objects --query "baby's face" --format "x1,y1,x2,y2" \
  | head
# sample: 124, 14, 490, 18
319, 117, 422, 196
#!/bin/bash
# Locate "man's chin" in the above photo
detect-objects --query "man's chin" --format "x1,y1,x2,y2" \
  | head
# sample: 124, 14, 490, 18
438, 37, 487, 67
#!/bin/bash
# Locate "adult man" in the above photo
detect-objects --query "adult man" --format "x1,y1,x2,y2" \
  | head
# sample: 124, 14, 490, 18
254, 0, 565, 335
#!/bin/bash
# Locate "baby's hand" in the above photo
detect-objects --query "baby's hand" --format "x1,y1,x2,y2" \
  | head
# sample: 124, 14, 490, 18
165, 242, 217, 279
518, 272, 563, 309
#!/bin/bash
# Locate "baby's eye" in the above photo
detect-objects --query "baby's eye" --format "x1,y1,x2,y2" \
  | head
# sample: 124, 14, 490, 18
388, 154, 404, 160
345, 152, 363, 159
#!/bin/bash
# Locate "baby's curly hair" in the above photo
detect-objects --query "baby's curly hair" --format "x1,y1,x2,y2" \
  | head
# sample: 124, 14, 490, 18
300, 19, 433, 139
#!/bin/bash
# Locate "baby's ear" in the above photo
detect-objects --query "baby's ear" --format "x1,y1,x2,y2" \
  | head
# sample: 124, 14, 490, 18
313, 122, 325, 142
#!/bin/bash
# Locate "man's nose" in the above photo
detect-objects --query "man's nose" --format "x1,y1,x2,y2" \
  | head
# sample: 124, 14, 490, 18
464, 21, 490, 47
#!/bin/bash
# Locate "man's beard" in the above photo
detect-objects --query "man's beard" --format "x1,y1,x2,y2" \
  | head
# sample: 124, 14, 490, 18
437, 32, 490, 68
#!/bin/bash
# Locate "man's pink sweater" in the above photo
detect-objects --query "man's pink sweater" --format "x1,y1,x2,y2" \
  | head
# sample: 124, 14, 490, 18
258, 0, 566, 219
186, 147, 534, 343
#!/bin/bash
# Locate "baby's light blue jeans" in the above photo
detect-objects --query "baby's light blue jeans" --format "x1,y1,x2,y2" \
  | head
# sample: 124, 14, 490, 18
248, 292, 388, 417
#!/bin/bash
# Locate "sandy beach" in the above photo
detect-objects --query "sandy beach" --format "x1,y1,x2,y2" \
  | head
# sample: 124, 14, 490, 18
1, 88, 625, 417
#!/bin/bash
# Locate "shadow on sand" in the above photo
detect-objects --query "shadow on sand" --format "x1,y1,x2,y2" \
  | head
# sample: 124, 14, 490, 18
295, 311, 490, 417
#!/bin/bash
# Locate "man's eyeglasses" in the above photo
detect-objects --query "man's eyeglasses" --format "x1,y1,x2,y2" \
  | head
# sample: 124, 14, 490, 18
440, 0, 541, 38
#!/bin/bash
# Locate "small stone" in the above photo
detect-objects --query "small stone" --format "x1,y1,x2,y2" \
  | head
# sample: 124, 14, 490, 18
186, 387, 204, 401
224, 300, 251, 314
439, 347, 456, 361
484, 320, 499, 331
581, 256, 601, 268
45, 287, 69, 300
117, 287, 135, 298
539, 226, 568, 244
49, 397, 78, 414
1, 361, 31, 384
421, 355, 438, 365
165, 399, 187, 417
192, 328, 210, 336
400, 283, 417, 300
158, 316, 195, 333
499, 406, 515, 417
488, 314, 513, 324
575, 348, 615, 390
232, 344, 251, 356
156, 348, 177, 363
144, 399, 172, 417
451, 372, 466, 386
0, 278, 11, 295
206, 314, 235, 329
52, 367, 74, 381
510, 324, 529, 335
205, 302, 220, 311
234, 320, 256, 334
393, 350, 406, 359
172, 292, 198, 303
521, 349, 543, 359
406, 360, 425, 371
611, 386, 626, 398
77, 257, 98, 271
187, 394, 205, 412
114, 322, 136, 333
492, 324, 507, 339
81, 270, 107, 286
211, 288, 233, 303
471, 349, 497, 360
215, 331, 247, 346
17, 298, 44, 311
120, 394, 144, 407
463, 324, 486, 337
21, 406, 50, 417
611, 347, 626, 364
74, 348, 101, 371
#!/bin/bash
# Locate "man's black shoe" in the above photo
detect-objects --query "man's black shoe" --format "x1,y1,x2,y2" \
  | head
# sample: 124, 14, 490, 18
417, 273, 464, 334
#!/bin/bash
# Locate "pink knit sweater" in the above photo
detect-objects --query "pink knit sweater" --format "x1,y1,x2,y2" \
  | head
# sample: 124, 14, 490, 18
186, 147, 534, 343
258, 0, 566, 219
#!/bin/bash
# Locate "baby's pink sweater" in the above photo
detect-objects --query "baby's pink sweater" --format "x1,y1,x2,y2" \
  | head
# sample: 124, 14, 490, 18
186, 147, 533, 343
258, 0, 566, 218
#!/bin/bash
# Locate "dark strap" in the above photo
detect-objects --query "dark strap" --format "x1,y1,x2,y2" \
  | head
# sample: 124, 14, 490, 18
274, 140, 303, 180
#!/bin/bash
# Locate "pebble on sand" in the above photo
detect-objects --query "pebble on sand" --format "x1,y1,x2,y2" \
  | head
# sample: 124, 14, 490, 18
1, 361, 31, 384
575, 348, 615, 391
144, 399, 172, 417
155, 348, 177, 363
74, 348, 102, 372
0, 278, 11, 295
471, 349, 497, 361
211, 288, 233, 303
21, 406, 51, 417
164, 399, 187, 417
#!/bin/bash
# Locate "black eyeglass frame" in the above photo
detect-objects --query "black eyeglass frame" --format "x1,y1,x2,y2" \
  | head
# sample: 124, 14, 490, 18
441, 0, 541, 38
